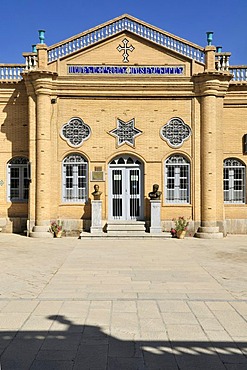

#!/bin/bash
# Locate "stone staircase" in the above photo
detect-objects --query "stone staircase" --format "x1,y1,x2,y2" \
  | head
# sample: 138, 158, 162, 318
106, 220, 147, 237
79, 220, 171, 239
79, 221, 172, 239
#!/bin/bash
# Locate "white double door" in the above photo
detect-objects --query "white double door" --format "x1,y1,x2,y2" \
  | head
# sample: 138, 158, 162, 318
109, 157, 143, 220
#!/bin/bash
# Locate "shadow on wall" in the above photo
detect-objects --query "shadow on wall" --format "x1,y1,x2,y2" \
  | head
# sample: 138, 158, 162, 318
80, 197, 91, 232
1, 83, 29, 233
1, 82, 28, 155
7, 203, 28, 234
0, 315, 246, 369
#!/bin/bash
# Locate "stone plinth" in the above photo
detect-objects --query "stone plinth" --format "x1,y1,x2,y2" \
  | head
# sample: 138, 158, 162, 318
90, 200, 103, 234
29, 225, 53, 238
150, 200, 162, 234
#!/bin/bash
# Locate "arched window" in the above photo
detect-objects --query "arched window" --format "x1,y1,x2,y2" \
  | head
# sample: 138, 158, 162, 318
62, 154, 88, 203
165, 155, 190, 203
7, 157, 29, 202
224, 158, 246, 203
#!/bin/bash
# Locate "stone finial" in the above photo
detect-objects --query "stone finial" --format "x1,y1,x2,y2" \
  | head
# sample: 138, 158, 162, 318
206, 31, 214, 46
38, 30, 45, 44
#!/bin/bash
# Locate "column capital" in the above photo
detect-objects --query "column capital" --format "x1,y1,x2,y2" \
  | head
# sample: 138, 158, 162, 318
22, 70, 57, 96
192, 71, 232, 96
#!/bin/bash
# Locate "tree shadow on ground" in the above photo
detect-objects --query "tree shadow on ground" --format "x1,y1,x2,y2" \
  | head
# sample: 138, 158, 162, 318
0, 315, 246, 370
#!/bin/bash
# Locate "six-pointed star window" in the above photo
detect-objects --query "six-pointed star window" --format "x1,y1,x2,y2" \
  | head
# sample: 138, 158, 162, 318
109, 118, 142, 147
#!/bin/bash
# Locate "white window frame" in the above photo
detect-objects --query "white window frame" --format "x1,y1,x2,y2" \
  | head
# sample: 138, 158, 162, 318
224, 158, 246, 204
7, 157, 29, 202
62, 154, 88, 203
165, 155, 190, 204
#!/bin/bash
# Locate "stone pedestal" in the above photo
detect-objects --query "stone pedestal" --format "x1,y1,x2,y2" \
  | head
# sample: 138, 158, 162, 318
29, 225, 52, 238
150, 200, 162, 234
90, 200, 103, 234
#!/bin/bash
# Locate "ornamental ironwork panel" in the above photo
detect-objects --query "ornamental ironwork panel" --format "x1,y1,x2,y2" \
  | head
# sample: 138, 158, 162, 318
165, 155, 189, 164
60, 117, 91, 147
109, 118, 142, 147
160, 117, 191, 148
224, 158, 245, 167
63, 154, 88, 164
9, 157, 29, 164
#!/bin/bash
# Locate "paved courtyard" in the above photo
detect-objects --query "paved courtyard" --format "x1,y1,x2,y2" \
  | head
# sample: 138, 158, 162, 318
0, 234, 246, 369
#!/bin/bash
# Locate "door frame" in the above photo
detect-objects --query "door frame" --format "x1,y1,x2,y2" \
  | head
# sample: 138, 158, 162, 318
108, 155, 144, 221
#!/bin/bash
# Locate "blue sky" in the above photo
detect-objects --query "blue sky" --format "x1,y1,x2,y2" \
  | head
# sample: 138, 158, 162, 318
1, 0, 246, 65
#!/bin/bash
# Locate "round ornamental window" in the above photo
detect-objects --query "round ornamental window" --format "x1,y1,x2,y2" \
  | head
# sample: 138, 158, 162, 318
160, 117, 192, 148
60, 117, 91, 147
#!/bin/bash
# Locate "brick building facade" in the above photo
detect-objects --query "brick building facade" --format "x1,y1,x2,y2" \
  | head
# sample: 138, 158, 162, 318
0, 15, 247, 237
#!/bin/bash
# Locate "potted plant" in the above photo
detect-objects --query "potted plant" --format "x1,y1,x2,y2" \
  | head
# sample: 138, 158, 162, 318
172, 217, 189, 239
170, 228, 177, 238
49, 220, 63, 238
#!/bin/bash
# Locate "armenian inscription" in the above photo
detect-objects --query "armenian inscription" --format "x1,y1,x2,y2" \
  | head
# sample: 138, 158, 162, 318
68, 65, 184, 75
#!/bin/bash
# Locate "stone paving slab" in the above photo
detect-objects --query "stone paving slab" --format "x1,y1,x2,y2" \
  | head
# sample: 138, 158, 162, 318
0, 234, 246, 369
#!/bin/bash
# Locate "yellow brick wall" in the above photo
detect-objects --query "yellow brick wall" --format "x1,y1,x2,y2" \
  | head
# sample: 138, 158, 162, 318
51, 96, 193, 221
0, 82, 28, 222
223, 103, 247, 220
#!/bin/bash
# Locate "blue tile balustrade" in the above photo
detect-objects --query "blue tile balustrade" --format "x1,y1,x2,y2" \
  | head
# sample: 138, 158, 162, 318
215, 52, 231, 71
229, 66, 247, 81
1, 16, 247, 82
0, 65, 24, 80
47, 17, 205, 64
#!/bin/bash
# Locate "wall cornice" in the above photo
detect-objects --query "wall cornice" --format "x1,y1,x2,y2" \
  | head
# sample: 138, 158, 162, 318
192, 71, 232, 97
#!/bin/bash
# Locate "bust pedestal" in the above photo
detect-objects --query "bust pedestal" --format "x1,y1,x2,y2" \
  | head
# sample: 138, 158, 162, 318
150, 200, 162, 234
90, 200, 103, 234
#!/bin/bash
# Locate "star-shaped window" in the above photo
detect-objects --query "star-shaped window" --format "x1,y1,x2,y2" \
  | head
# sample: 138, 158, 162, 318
109, 118, 142, 147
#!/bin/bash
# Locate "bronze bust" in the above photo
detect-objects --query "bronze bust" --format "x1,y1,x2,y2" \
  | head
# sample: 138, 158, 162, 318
92, 184, 102, 200
148, 184, 162, 200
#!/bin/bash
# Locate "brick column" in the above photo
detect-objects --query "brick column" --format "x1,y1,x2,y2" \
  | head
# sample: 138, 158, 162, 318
193, 72, 231, 238
27, 72, 57, 237
36, 90, 51, 225
27, 92, 36, 235
201, 93, 220, 226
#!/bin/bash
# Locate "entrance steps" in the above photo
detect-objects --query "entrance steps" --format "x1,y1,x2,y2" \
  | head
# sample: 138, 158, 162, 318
79, 220, 171, 239
107, 220, 146, 236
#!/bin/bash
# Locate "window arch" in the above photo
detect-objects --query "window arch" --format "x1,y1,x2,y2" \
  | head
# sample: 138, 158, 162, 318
165, 155, 190, 203
62, 154, 88, 203
7, 157, 29, 202
224, 158, 246, 203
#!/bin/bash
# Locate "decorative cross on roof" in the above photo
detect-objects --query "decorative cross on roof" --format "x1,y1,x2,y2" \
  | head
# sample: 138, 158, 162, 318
117, 38, 135, 63
109, 118, 142, 147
